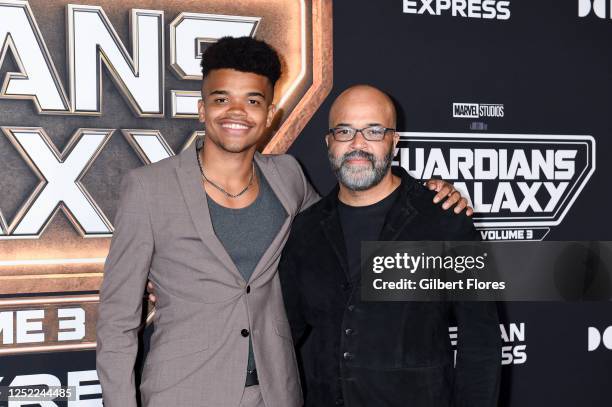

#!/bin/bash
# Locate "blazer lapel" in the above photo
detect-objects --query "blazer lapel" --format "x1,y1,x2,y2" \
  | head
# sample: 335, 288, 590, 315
247, 153, 291, 283
379, 167, 420, 241
319, 187, 351, 283
174, 139, 242, 279
378, 201, 418, 241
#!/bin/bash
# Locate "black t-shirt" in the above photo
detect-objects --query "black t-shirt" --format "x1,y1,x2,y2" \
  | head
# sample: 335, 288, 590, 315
337, 187, 400, 282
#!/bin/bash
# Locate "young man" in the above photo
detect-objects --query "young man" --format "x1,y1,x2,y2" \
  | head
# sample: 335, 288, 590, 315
278, 85, 501, 407
98, 37, 471, 407
96, 36, 317, 407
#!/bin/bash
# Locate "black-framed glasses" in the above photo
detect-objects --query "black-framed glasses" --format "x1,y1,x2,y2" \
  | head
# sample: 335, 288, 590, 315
328, 126, 396, 142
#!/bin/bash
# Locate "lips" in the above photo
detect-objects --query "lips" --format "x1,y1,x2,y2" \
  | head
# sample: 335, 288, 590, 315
345, 158, 370, 164
342, 151, 374, 166
217, 119, 254, 133
220, 122, 250, 130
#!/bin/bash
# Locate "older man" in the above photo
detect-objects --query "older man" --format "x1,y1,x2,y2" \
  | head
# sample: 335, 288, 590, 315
278, 85, 501, 407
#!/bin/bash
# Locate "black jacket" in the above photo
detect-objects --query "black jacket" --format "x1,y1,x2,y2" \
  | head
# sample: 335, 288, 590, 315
278, 166, 501, 407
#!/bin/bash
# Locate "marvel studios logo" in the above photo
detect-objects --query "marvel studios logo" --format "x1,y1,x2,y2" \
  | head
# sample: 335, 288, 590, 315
453, 103, 504, 119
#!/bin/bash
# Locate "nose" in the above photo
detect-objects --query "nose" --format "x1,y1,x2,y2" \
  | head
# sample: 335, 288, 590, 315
226, 99, 248, 117
348, 130, 368, 149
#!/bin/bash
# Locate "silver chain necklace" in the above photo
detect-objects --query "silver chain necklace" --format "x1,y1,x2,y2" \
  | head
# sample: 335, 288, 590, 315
196, 147, 255, 199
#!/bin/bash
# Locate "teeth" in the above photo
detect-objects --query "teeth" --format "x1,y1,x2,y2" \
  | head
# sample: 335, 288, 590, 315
222, 123, 249, 130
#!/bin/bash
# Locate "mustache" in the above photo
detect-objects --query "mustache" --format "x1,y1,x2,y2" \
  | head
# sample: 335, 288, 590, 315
341, 150, 375, 165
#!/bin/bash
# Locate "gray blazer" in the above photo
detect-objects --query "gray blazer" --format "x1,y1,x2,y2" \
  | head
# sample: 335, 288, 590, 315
96, 139, 319, 407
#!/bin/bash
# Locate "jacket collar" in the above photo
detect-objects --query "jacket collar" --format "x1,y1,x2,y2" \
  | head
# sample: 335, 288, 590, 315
175, 138, 241, 279
379, 165, 420, 240
174, 137, 292, 284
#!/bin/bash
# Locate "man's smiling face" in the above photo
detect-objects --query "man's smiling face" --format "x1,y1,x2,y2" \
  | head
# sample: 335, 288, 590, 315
326, 85, 399, 191
198, 68, 276, 154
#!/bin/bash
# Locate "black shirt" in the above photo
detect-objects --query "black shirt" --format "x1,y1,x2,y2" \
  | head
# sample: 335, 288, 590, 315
337, 186, 400, 281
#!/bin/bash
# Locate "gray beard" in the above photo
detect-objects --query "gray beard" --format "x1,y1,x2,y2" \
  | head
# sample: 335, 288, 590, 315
328, 148, 394, 191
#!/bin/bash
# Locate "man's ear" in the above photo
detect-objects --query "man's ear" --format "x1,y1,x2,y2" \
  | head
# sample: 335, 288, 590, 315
325, 134, 330, 147
266, 104, 277, 127
197, 99, 206, 124
392, 132, 400, 157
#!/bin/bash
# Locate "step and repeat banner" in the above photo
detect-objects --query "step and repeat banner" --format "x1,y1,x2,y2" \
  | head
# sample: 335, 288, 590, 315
0, 0, 610, 406
290, 1, 612, 406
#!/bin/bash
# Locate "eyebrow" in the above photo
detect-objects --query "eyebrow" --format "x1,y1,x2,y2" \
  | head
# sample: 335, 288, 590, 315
208, 90, 228, 96
334, 122, 383, 127
207, 90, 265, 98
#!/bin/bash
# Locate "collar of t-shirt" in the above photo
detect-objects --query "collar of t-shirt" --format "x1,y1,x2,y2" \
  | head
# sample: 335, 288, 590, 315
337, 187, 401, 281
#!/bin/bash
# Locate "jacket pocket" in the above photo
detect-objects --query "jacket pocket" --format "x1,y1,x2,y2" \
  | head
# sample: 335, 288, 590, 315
144, 335, 209, 365
273, 318, 294, 341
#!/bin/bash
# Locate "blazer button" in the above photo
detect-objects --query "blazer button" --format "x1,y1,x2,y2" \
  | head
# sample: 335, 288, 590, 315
343, 352, 354, 360
347, 305, 355, 312
341, 283, 350, 291
241, 329, 250, 337
345, 328, 354, 336
246, 285, 251, 294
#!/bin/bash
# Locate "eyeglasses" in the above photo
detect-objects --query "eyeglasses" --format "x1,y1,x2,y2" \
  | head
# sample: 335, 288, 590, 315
328, 126, 396, 142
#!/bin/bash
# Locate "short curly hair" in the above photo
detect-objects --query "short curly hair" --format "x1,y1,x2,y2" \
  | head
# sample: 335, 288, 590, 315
200, 36, 282, 87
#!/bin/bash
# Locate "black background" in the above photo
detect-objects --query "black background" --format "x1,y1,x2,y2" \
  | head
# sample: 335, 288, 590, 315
289, 1, 612, 405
